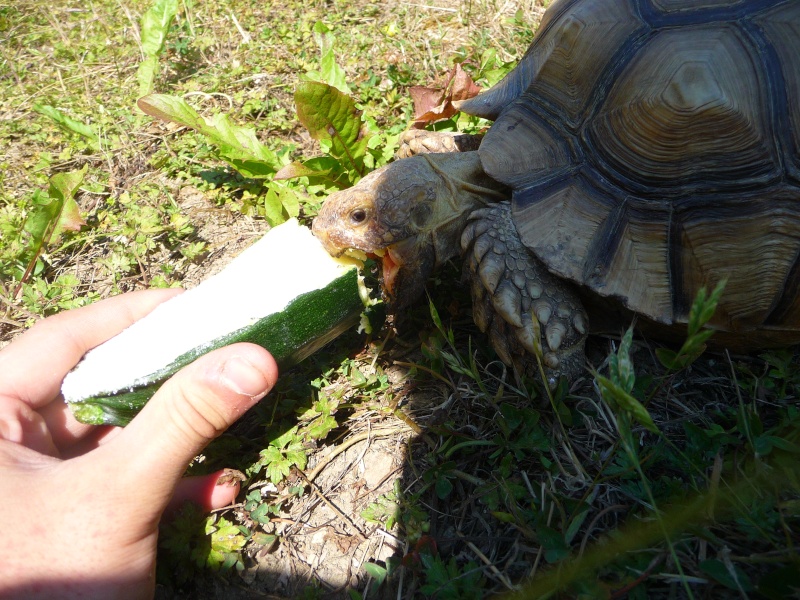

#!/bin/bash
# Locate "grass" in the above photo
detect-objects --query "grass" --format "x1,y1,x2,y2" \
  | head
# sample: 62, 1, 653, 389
2, 1, 800, 598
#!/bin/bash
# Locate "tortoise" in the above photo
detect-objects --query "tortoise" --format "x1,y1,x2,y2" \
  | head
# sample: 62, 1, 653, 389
312, 0, 800, 385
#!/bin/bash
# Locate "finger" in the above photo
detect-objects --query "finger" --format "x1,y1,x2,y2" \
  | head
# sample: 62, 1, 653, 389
55, 424, 120, 459
165, 469, 245, 518
93, 343, 277, 522
0, 396, 57, 456
0, 288, 181, 412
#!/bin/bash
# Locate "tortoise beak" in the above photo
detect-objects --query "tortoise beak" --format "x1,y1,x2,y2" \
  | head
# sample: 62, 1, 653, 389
312, 217, 346, 258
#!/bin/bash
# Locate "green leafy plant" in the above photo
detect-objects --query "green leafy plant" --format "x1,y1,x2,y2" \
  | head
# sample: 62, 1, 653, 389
138, 93, 285, 179
137, 93, 306, 225
276, 21, 399, 187
244, 488, 285, 526
490, 403, 550, 461
205, 515, 249, 572
297, 392, 340, 440
303, 21, 351, 95
578, 285, 748, 598
361, 480, 430, 544
292, 82, 373, 184
419, 299, 487, 386
31, 105, 99, 150
128, 20, 403, 246
12, 166, 86, 293
361, 561, 391, 596
136, 0, 179, 98
18, 273, 95, 314
361, 485, 402, 531
418, 553, 484, 599
158, 504, 249, 584
252, 426, 308, 484
138, 21, 399, 222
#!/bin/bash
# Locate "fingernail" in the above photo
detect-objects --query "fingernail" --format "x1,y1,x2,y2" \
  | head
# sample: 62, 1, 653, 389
0, 418, 19, 443
220, 356, 271, 399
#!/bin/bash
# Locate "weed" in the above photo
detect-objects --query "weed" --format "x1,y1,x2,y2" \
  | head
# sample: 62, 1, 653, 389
297, 392, 340, 440
418, 553, 485, 599
243, 488, 284, 526
137, 0, 179, 98
361, 481, 403, 531
251, 426, 308, 484
656, 280, 727, 371
32, 105, 100, 150
158, 504, 249, 585
7, 167, 86, 299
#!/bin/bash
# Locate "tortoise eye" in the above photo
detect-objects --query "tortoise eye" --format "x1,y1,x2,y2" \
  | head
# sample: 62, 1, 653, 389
350, 208, 368, 225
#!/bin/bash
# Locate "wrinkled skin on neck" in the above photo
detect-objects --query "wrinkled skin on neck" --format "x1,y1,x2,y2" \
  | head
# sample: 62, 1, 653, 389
312, 152, 507, 308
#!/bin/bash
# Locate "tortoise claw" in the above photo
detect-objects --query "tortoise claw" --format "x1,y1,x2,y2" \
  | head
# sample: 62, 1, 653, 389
461, 202, 589, 384
396, 130, 484, 159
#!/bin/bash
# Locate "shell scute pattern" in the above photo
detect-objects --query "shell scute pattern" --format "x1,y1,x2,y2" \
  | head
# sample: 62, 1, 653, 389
465, 0, 800, 337
312, 0, 800, 386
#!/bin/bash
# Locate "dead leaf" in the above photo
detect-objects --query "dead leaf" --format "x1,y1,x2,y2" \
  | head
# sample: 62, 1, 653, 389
325, 529, 360, 554
216, 468, 247, 486
409, 64, 482, 128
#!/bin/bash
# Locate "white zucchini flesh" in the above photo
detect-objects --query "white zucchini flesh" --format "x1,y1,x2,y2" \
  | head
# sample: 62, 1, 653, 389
61, 218, 370, 424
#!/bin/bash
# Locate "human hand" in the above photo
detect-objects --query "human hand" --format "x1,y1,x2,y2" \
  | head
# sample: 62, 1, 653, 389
0, 289, 278, 599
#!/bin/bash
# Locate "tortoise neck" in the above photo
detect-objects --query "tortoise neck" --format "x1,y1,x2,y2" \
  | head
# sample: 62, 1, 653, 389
422, 151, 508, 201
418, 152, 508, 269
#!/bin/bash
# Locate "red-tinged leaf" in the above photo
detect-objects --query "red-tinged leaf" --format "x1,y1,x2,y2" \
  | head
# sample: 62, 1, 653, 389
16, 166, 87, 294
274, 157, 348, 189
409, 85, 447, 119
275, 161, 317, 180
412, 104, 458, 128
449, 63, 482, 100
58, 196, 84, 233
414, 535, 438, 556
274, 160, 337, 181
410, 64, 482, 128
138, 94, 206, 130
48, 169, 87, 235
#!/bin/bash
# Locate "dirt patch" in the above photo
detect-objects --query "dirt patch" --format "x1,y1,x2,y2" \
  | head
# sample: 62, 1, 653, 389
173, 185, 270, 288
245, 433, 410, 597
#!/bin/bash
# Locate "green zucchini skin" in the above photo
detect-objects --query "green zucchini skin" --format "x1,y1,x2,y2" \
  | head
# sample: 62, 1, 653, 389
68, 268, 364, 426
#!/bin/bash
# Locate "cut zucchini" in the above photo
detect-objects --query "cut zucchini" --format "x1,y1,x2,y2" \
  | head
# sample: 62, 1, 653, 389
62, 219, 372, 426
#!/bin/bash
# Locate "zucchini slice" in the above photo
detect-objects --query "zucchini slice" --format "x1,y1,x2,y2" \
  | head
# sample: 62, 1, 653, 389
62, 219, 371, 426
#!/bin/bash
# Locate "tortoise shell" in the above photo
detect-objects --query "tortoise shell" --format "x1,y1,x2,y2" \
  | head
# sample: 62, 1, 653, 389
459, 0, 800, 342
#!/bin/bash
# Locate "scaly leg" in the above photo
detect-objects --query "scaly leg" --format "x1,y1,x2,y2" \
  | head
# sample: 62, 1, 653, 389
461, 202, 588, 387
396, 129, 484, 158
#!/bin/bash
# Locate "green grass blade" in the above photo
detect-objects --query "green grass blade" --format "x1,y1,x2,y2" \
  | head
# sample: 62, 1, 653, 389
658, 279, 727, 371
595, 373, 659, 433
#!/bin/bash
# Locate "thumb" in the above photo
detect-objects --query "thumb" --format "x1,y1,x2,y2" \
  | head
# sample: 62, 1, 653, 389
97, 343, 278, 513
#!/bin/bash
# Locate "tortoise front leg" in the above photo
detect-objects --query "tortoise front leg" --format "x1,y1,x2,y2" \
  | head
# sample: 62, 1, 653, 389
461, 202, 588, 387
396, 129, 484, 158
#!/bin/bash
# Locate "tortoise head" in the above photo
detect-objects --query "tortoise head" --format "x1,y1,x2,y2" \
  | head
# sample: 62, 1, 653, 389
313, 153, 498, 307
